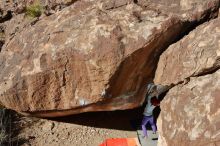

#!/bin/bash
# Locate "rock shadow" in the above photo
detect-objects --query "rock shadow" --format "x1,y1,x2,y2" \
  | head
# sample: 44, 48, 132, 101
153, 89, 169, 125
49, 88, 169, 131
50, 106, 145, 131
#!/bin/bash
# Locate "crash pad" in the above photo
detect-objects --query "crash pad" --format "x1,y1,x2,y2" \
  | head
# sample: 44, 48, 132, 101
99, 138, 140, 146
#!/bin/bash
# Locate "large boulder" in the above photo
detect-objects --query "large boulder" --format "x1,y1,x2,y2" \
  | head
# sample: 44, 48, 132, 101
0, 0, 77, 51
0, 0, 219, 117
155, 17, 220, 146
155, 17, 220, 86
157, 70, 220, 146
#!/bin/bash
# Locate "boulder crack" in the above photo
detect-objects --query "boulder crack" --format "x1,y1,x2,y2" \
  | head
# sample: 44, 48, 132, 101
62, 56, 69, 87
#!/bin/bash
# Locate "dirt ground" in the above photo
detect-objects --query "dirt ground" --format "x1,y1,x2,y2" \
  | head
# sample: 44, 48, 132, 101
18, 109, 143, 146
19, 118, 136, 146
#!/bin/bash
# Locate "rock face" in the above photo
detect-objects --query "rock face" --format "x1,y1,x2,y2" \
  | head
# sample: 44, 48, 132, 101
155, 18, 220, 146
0, 0, 78, 52
155, 17, 220, 86
157, 70, 220, 146
0, 0, 77, 17
0, 0, 219, 117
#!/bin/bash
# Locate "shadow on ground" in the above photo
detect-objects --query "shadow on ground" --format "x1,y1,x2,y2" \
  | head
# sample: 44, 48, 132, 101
49, 106, 145, 131
47, 90, 168, 131
48, 104, 161, 131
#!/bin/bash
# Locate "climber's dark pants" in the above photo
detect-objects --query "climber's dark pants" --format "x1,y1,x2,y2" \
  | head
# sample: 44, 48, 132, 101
141, 115, 156, 137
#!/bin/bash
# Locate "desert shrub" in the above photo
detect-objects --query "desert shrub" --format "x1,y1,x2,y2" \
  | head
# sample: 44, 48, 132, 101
0, 131, 7, 145
0, 108, 25, 146
26, 3, 43, 18
0, 108, 11, 145
0, 107, 39, 146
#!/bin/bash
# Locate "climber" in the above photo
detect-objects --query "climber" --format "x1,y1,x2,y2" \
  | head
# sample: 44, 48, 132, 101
141, 84, 160, 139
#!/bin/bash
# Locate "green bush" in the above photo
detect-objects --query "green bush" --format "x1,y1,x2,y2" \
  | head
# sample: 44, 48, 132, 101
26, 3, 43, 18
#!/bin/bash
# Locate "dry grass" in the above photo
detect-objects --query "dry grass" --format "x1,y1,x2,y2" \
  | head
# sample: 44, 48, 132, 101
0, 108, 11, 145
25, 2, 44, 18
0, 108, 26, 146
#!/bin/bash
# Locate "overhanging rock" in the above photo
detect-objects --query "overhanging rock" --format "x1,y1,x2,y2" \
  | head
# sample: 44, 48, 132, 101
0, 0, 219, 117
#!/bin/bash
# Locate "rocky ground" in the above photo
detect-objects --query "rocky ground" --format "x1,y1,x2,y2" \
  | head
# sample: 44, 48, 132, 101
19, 117, 136, 146
17, 109, 142, 146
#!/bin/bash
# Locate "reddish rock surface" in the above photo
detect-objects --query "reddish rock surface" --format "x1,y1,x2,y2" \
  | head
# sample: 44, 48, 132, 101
155, 17, 220, 146
0, 0, 219, 117
0, 0, 77, 51
155, 17, 220, 86
0, 0, 77, 17
157, 70, 220, 146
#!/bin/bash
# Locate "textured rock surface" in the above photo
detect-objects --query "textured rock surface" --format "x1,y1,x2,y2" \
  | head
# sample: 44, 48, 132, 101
0, 0, 77, 17
0, 0, 76, 51
157, 70, 220, 146
155, 17, 220, 85
155, 17, 220, 146
0, 0, 219, 117
1, 14, 31, 47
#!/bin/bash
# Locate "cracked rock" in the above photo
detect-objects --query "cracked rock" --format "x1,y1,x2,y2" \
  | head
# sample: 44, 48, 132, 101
155, 16, 220, 146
